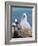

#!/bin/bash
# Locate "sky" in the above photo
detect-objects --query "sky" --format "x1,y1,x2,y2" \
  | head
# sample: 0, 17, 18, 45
11, 6, 32, 26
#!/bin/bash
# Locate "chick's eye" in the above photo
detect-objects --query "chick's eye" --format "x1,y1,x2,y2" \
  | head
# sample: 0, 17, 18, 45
23, 16, 25, 18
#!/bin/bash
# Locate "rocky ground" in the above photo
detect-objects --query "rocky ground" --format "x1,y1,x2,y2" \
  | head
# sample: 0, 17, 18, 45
12, 24, 32, 38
